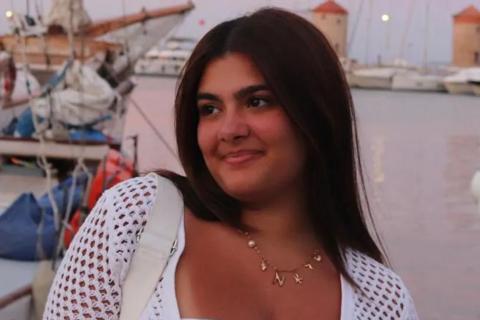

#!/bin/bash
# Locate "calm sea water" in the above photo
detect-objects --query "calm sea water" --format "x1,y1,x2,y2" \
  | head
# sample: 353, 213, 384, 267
124, 77, 480, 320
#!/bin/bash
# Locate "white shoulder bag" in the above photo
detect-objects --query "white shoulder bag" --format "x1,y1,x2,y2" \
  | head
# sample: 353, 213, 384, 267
120, 174, 184, 320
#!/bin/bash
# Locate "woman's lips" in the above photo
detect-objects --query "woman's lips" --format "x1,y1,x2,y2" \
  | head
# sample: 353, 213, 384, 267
222, 150, 263, 165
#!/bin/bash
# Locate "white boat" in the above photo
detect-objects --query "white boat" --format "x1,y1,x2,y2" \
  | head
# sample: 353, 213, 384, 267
350, 67, 406, 90
443, 68, 480, 95
390, 2, 447, 93
135, 38, 195, 77
392, 71, 446, 92
471, 171, 480, 214
135, 48, 191, 77
468, 71, 480, 96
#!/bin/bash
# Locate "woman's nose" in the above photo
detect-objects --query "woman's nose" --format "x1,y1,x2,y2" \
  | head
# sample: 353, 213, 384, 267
217, 109, 250, 143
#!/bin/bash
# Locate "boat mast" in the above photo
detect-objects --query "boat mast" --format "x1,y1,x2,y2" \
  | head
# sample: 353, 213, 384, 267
365, 0, 373, 65
422, 0, 431, 69
348, 0, 365, 56
398, 0, 415, 63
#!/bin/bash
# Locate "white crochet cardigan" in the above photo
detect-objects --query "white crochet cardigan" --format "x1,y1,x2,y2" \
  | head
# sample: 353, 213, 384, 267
43, 173, 419, 319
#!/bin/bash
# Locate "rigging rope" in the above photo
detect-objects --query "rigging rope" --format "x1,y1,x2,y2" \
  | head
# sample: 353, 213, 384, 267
14, 21, 61, 234
127, 96, 179, 161
11, 1, 95, 264
397, 0, 416, 61
347, 0, 364, 55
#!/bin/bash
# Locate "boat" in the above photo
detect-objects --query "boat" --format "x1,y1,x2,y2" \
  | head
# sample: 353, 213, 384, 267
443, 68, 480, 95
349, 67, 407, 90
0, 1, 194, 319
468, 71, 480, 96
389, 2, 447, 93
135, 37, 196, 77
471, 81, 480, 96
471, 170, 480, 214
392, 70, 446, 92
1, 2, 194, 84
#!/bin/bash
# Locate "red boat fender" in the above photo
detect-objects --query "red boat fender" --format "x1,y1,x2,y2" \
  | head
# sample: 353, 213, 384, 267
64, 149, 135, 248
87, 149, 135, 210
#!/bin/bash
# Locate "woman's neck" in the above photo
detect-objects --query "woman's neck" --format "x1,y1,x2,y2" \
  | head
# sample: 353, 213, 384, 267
239, 186, 318, 251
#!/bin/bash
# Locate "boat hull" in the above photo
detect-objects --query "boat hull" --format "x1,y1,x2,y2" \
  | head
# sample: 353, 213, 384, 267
134, 58, 184, 77
392, 74, 445, 92
349, 74, 392, 89
444, 82, 474, 95
471, 83, 480, 96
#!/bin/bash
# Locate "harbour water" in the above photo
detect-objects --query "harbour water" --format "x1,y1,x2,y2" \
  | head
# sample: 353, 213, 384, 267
123, 77, 480, 320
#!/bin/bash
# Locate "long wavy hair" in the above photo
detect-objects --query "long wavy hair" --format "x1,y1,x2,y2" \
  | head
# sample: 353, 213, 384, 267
165, 7, 384, 283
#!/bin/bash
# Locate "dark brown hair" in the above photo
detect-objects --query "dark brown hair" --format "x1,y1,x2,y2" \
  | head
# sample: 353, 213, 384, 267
169, 7, 384, 282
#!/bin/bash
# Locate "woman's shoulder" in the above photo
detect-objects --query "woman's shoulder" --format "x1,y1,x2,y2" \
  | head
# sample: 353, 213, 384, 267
344, 248, 418, 320
102, 173, 160, 236
106, 172, 159, 203
43, 174, 163, 319
103, 173, 162, 226
96, 173, 162, 279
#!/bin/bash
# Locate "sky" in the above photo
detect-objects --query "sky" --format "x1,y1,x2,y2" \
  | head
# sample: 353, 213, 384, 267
0, 0, 479, 66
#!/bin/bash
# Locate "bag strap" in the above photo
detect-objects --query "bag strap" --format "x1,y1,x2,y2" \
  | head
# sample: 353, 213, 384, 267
120, 174, 183, 320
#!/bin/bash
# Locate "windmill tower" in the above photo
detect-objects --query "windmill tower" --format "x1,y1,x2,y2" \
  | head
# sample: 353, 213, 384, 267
453, 5, 480, 67
311, 0, 348, 57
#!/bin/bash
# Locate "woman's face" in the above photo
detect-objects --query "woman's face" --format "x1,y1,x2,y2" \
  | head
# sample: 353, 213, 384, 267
196, 53, 306, 203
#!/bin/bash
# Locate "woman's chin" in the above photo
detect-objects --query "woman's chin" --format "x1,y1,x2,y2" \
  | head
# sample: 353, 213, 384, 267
220, 179, 264, 202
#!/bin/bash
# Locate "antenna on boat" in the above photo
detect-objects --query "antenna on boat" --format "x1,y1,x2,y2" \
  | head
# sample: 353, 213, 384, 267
397, 0, 415, 62
348, 0, 365, 56
364, 0, 373, 65
422, 0, 431, 70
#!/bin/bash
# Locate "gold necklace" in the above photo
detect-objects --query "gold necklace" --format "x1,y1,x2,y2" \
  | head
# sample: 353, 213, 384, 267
240, 231, 322, 287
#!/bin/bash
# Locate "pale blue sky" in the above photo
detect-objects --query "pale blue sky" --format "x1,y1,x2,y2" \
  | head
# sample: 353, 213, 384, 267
1, 0, 479, 65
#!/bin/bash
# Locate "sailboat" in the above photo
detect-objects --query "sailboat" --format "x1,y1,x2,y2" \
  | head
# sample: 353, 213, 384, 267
0, 1, 193, 319
392, 71, 446, 92
390, 1, 446, 92
349, 66, 398, 89
0, 0, 194, 144
347, 0, 410, 90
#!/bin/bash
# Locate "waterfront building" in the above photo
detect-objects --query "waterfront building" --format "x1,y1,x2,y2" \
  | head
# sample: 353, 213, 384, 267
311, 0, 348, 58
453, 5, 480, 67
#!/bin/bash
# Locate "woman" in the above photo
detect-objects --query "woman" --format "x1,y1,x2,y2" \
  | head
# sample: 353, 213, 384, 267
44, 8, 418, 320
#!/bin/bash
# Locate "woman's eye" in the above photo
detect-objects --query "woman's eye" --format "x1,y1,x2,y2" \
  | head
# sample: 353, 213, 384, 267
248, 97, 270, 108
198, 104, 219, 116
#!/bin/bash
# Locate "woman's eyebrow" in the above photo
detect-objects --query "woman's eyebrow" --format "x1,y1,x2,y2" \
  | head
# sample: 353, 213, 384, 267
197, 92, 220, 101
197, 84, 270, 102
234, 84, 269, 100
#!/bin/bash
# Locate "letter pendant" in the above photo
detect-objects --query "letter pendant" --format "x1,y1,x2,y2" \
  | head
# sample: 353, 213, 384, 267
273, 271, 285, 287
294, 273, 303, 284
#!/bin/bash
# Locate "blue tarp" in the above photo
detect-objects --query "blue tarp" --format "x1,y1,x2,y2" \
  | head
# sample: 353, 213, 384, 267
0, 174, 87, 261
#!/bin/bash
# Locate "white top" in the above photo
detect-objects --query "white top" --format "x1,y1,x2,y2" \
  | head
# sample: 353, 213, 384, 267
43, 174, 419, 319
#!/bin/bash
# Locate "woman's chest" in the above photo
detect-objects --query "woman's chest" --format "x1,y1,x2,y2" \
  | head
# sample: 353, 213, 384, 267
174, 246, 342, 320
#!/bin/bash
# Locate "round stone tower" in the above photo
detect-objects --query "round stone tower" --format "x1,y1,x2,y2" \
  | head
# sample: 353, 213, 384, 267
453, 5, 480, 67
311, 0, 348, 58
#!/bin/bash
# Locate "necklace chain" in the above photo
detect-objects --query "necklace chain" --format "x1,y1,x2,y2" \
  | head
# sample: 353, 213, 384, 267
239, 230, 322, 287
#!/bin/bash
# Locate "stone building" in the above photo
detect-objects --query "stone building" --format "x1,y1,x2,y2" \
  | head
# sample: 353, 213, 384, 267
453, 5, 480, 67
311, 0, 348, 57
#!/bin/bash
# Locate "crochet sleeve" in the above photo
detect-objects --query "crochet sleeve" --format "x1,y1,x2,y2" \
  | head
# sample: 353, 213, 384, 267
347, 249, 420, 320
402, 285, 419, 320
43, 175, 158, 319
